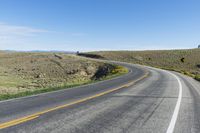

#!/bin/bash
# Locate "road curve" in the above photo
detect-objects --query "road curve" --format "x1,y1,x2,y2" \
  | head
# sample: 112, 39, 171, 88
0, 61, 200, 133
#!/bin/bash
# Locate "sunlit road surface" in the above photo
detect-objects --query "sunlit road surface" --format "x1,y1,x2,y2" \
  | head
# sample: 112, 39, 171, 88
0, 61, 200, 133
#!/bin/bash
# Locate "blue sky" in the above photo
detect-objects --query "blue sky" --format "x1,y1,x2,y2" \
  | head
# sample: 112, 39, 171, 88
0, 0, 200, 51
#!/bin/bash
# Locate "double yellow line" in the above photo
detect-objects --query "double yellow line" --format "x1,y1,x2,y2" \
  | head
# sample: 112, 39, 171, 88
0, 72, 149, 130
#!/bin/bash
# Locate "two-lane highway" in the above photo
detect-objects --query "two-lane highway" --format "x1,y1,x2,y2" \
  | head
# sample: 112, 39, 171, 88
0, 61, 199, 133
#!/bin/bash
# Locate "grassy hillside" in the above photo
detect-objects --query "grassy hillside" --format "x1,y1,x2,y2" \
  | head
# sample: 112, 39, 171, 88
90, 49, 200, 81
0, 52, 128, 100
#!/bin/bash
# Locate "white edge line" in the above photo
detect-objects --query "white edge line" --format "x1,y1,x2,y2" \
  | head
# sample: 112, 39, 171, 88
103, 60, 183, 133
95, 60, 182, 133
80, 58, 183, 133
166, 71, 182, 133
143, 65, 182, 133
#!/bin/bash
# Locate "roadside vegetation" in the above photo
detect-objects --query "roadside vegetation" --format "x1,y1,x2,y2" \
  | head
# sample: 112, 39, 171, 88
89, 49, 200, 81
195, 75, 200, 81
0, 51, 128, 100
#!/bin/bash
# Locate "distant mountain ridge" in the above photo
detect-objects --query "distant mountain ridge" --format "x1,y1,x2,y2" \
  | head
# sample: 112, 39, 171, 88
1, 50, 77, 54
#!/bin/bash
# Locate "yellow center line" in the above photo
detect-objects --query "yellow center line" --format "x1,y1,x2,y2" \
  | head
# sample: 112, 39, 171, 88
0, 72, 149, 130
0, 115, 39, 129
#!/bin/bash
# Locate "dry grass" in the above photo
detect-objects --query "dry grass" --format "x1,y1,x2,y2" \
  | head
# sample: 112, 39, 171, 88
90, 49, 200, 80
0, 51, 126, 96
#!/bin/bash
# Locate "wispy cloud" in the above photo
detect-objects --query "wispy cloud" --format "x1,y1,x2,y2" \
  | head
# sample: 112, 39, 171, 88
0, 22, 88, 50
0, 23, 48, 36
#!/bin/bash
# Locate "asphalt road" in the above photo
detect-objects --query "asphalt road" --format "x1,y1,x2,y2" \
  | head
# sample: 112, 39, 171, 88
0, 61, 200, 133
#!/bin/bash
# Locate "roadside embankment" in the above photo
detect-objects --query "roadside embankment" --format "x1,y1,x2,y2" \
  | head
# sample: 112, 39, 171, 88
0, 52, 128, 100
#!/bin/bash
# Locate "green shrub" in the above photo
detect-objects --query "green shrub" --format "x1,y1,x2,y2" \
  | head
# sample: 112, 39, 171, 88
180, 57, 185, 63
111, 66, 128, 74
195, 75, 200, 81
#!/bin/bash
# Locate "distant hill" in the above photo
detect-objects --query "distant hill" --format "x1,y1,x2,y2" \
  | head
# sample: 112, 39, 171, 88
1, 50, 76, 54
89, 48, 200, 81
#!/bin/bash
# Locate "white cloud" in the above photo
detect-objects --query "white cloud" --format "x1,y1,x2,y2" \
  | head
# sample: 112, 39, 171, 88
0, 23, 48, 36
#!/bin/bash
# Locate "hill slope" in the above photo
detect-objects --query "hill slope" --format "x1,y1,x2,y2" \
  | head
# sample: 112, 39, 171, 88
0, 52, 127, 99
90, 49, 200, 80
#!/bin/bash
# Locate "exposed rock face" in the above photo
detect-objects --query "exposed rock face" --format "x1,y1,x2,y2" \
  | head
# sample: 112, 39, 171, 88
92, 64, 115, 80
